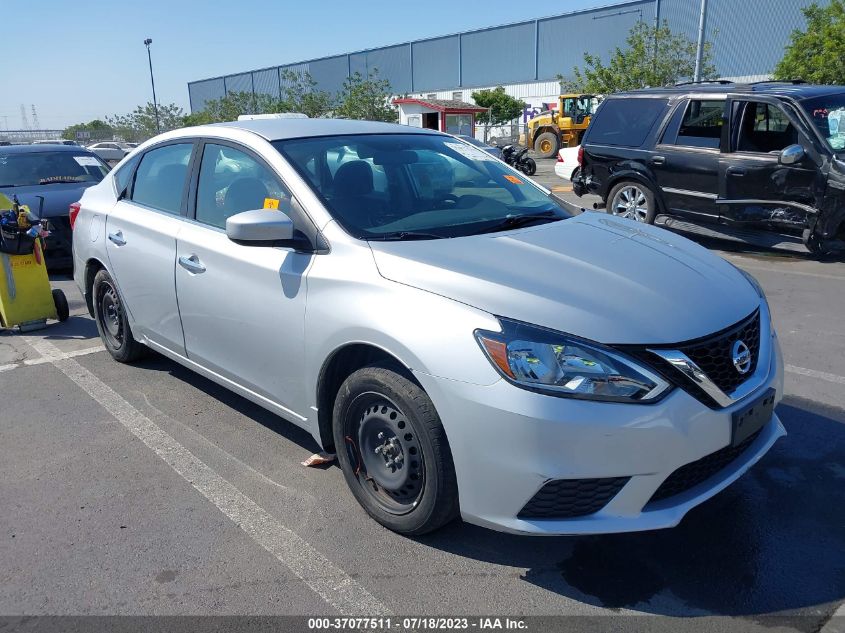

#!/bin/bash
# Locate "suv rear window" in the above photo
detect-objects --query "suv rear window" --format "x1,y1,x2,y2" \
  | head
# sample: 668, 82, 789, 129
587, 98, 668, 147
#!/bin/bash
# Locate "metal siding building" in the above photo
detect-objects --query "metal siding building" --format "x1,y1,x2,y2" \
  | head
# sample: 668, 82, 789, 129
188, 0, 826, 113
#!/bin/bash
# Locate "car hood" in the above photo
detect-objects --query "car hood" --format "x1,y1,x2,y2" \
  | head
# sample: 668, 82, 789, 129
0, 182, 97, 219
368, 213, 759, 345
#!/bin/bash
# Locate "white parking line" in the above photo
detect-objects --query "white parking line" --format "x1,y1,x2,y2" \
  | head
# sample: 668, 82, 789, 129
23, 337, 391, 617
786, 364, 845, 386
0, 344, 104, 372
24, 345, 104, 365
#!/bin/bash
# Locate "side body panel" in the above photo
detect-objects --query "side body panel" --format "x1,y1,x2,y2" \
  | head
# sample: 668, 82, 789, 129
174, 221, 312, 421
104, 200, 185, 355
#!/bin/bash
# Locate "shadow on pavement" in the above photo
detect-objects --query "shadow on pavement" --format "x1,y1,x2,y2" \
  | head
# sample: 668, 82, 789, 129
411, 396, 845, 617
130, 351, 324, 455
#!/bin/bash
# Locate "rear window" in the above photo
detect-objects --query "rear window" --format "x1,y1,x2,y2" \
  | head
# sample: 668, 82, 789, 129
0, 151, 109, 187
587, 98, 668, 148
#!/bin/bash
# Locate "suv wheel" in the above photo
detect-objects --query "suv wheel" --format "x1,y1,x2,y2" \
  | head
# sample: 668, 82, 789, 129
332, 364, 459, 535
93, 269, 145, 363
608, 181, 657, 224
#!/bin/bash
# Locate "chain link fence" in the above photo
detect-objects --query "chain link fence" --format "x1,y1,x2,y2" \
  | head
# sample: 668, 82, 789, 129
475, 123, 528, 148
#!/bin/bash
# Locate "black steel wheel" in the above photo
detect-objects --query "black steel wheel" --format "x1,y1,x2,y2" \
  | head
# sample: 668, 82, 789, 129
92, 269, 144, 362
332, 364, 459, 535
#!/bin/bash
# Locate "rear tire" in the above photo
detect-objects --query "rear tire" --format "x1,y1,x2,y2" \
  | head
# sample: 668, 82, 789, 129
92, 269, 144, 363
534, 132, 559, 159
521, 158, 537, 176
52, 289, 69, 322
332, 364, 459, 535
607, 180, 657, 224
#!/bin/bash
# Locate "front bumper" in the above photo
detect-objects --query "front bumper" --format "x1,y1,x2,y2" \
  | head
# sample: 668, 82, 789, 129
414, 333, 784, 535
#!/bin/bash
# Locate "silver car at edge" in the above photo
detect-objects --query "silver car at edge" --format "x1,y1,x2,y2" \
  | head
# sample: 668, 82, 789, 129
72, 119, 785, 536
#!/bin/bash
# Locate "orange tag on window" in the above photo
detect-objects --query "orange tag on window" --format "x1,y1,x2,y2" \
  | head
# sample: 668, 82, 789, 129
504, 175, 523, 184
263, 198, 280, 209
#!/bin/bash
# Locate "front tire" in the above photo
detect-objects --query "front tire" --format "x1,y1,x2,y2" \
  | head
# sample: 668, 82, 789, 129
332, 364, 459, 535
92, 269, 144, 362
534, 132, 559, 159
607, 180, 657, 224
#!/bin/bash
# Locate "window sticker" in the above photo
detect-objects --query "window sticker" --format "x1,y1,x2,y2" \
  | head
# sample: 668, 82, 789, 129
444, 141, 495, 162
73, 156, 101, 167
503, 174, 524, 184
828, 108, 845, 150
263, 198, 280, 210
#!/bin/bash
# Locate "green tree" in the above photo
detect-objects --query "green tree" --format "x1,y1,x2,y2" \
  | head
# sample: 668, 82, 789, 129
561, 20, 717, 93
62, 119, 113, 141
774, 0, 845, 84
471, 86, 525, 125
182, 91, 285, 126
335, 69, 397, 122
105, 102, 186, 142
280, 70, 332, 118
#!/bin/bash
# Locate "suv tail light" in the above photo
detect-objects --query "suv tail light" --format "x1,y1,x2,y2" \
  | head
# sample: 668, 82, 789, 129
69, 202, 81, 229
577, 146, 584, 166
556, 152, 564, 163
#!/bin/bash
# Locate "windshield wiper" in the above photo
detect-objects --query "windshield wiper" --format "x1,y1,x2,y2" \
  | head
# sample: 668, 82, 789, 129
474, 211, 561, 235
368, 230, 445, 241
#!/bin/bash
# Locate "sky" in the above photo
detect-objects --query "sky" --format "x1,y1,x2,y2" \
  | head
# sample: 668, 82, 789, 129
1, 0, 611, 130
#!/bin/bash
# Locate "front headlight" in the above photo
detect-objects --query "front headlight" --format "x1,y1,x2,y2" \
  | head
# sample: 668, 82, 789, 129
475, 319, 671, 402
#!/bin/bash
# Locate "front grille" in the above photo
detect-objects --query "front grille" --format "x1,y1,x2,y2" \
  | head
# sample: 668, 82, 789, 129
518, 477, 629, 519
648, 428, 763, 504
677, 309, 761, 395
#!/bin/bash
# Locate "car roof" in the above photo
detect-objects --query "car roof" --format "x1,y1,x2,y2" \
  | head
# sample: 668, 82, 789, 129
210, 118, 442, 141
0, 144, 97, 155
612, 82, 845, 101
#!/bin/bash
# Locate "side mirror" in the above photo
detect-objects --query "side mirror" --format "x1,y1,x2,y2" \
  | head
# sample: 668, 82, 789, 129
779, 144, 805, 165
226, 209, 294, 243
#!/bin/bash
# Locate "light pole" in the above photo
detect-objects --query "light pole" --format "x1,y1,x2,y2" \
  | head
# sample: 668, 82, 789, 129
693, 0, 708, 83
144, 38, 161, 134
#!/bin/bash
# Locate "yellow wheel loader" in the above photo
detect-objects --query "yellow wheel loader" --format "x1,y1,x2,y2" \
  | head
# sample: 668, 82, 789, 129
527, 94, 600, 158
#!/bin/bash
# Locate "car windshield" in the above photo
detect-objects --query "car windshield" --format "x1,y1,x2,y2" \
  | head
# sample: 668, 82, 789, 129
801, 92, 845, 151
458, 135, 492, 150
0, 151, 110, 187
273, 134, 570, 240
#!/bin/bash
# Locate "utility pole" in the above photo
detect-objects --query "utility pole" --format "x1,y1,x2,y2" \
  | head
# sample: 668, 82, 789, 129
144, 38, 161, 134
693, 0, 708, 82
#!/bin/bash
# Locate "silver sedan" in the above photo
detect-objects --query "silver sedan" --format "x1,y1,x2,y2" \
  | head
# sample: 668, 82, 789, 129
72, 119, 784, 536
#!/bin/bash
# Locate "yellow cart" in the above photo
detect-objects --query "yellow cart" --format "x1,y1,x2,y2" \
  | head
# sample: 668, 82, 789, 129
0, 194, 69, 332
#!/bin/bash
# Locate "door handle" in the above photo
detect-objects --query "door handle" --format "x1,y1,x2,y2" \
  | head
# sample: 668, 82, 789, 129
107, 231, 126, 246
178, 254, 206, 274
651, 155, 666, 165
727, 166, 747, 177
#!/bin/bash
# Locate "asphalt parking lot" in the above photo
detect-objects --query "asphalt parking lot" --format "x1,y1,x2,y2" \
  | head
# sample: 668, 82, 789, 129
1, 159, 844, 632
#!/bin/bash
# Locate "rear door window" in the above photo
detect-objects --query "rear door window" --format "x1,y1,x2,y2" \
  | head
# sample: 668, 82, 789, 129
130, 143, 193, 214
670, 100, 724, 149
587, 98, 668, 147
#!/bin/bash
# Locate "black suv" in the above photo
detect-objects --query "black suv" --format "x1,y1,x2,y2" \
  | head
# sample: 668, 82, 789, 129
573, 81, 845, 254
